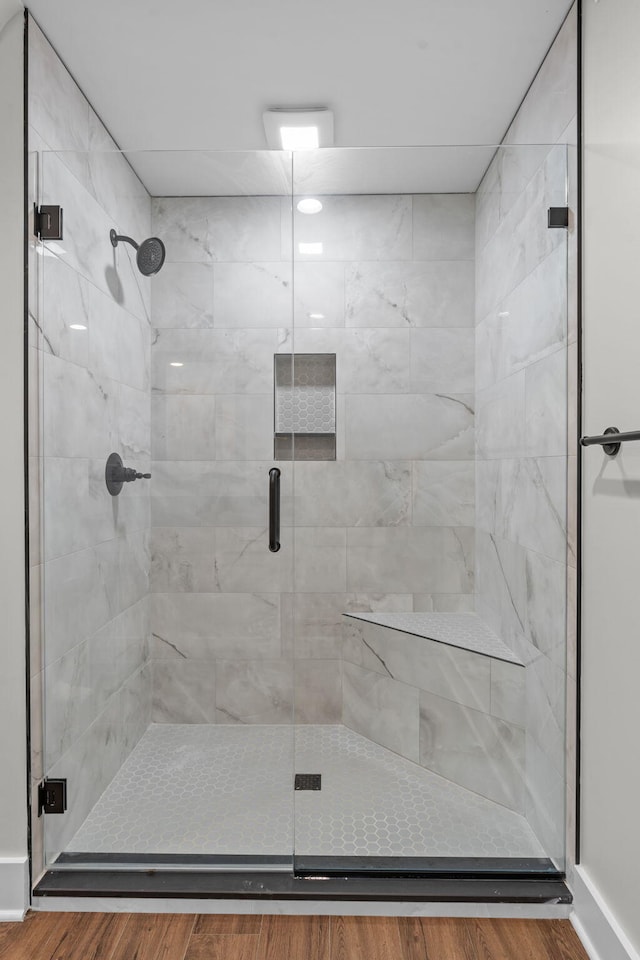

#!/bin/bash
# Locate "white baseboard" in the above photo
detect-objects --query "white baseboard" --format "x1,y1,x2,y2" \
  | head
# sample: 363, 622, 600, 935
571, 865, 640, 960
0, 857, 28, 921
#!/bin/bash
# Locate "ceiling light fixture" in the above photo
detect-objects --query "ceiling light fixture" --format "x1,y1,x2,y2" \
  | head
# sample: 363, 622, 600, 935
298, 242, 323, 255
170, 361, 184, 367
297, 198, 323, 215
308, 313, 325, 320
69, 323, 87, 331
263, 108, 334, 151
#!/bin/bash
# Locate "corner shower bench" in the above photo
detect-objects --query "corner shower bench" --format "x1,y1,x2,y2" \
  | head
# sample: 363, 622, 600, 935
341, 612, 526, 813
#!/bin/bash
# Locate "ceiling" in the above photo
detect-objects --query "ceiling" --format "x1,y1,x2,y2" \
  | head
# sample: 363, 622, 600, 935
26, 0, 574, 195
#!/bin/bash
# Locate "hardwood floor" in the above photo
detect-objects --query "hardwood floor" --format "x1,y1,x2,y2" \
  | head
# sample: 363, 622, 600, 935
0, 913, 589, 960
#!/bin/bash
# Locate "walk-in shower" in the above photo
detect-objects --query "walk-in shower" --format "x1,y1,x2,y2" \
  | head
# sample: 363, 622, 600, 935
26, 10, 577, 898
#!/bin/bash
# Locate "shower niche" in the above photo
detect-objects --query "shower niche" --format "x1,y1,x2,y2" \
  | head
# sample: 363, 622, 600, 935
274, 353, 336, 460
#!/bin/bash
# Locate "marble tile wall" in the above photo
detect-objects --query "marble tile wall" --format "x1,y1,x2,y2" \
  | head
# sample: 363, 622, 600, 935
27, 17, 152, 874
474, 6, 577, 865
149, 192, 476, 725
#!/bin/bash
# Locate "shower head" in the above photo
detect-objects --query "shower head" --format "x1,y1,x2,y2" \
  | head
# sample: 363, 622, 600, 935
110, 229, 166, 276
136, 237, 166, 276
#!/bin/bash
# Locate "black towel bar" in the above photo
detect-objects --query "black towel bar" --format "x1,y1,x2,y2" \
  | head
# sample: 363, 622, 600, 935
580, 426, 640, 456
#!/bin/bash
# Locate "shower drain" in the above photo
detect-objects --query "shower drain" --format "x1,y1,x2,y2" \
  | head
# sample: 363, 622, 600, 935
294, 774, 321, 791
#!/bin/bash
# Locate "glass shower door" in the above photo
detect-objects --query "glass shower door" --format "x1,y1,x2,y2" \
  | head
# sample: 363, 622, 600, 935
291, 144, 570, 876
37, 148, 297, 871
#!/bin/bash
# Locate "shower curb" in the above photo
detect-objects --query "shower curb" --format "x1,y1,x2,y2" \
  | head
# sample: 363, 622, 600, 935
33, 869, 572, 904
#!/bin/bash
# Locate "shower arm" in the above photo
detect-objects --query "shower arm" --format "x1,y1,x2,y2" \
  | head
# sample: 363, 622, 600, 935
110, 229, 139, 250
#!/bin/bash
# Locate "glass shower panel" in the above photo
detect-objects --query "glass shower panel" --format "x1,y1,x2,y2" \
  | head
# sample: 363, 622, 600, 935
38, 148, 296, 869
291, 144, 570, 875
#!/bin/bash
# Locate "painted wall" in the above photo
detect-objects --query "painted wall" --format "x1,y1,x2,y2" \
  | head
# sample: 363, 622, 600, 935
0, 7, 29, 918
27, 18, 153, 868
149, 193, 476, 725
579, 0, 640, 954
474, 6, 577, 865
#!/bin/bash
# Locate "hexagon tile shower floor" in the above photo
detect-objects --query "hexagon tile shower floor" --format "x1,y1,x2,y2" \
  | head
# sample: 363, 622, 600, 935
66, 724, 543, 858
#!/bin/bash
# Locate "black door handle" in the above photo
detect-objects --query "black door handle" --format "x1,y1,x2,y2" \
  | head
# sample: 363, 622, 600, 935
269, 467, 281, 552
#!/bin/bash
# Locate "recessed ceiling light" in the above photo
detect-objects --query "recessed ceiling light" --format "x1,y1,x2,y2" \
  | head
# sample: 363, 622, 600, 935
170, 361, 184, 367
297, 198, 323, 215
263, 108, 334, 151
69, 323, 87, 331
298, 242, 323, 255
308, 313, 325, 320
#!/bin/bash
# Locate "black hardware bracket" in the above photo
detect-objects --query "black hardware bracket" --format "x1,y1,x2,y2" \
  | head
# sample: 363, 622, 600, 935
547, 206, 569, 229
34, 204, 64, 240
38, 779, 67, 816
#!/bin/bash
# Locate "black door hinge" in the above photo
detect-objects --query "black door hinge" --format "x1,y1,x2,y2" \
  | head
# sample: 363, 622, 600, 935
547, 206, 569, 229
34, 204, 64, 240
38, 779, 67, 816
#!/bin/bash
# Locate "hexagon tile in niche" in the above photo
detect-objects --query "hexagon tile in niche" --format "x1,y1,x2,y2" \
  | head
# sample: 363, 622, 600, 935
66, 725, 544, 858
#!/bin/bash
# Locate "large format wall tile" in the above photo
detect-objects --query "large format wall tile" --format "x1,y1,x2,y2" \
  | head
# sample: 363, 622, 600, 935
151, 459, 292, 528
293, 461, 411, 527
409, 328, 475, 394
475, 247, 567, 392
151, 526, 216, 593
45, 603, 147, 768
345, 261, 474, 328
412, 194, 475, 260
291, 327, 411, 394
287, 592, 413, 660
412, 461, 475, 526
294, 195, 412, 261
152, 196, 286, 262
151, 262, 215, 329
151, 592, 281, 660
45, 665, 151, 858
152, 395, 216, 461
294, 528, 347, 593
152, 328, 281, 395
293, 262, 345, 327
215, 394, 273, 460
343, 662, 419, 761
213, 262, 292, 327
347, 526, 474, 594
419, 690, 525, 811
293, 659, 342, 724
524, 347, 567, 458
152, 659, 216, 722
346, 394, 474, 460
476, 372, 526, 460
215, 660, 294, 724
215, 526, 294, 593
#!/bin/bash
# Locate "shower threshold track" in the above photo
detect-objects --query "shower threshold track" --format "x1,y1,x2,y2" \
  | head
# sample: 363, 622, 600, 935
34, 724, 570, 903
